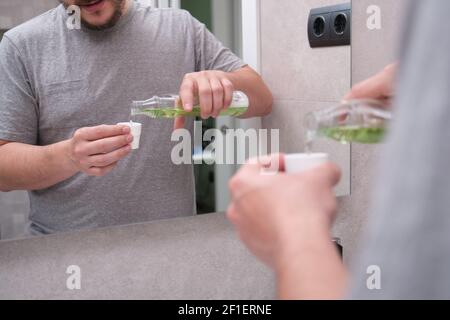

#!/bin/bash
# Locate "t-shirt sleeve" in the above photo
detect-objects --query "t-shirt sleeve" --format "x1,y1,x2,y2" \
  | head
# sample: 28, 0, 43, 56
0, 35, 38, 145
190, 14, 247, 73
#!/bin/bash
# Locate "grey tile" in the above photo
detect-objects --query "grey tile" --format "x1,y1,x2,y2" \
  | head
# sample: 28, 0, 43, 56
0, 191, 29, 240
260, 0, 351, 102
0, 191, 29, 205
333, 143, 383, 265
352, 0, 410, 82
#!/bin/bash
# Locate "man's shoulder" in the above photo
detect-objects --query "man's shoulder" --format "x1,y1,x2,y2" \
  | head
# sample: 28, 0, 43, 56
152, 7, 191, 17
136, 3, 193, 23
4, 6, 62, 49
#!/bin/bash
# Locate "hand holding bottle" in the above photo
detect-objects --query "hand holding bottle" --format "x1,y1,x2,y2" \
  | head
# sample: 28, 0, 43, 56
344, 63, 398, 106
174, 70, 236, 130
304, 63, 397, 145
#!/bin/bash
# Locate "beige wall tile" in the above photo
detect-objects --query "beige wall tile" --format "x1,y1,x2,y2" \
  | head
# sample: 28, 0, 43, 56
260, 0, 352, 197
260, 0, 351, 102
352, 0, 409, 83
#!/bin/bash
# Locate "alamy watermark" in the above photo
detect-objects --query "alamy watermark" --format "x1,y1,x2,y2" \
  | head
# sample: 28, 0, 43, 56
66, 5, 81, 30
367, 5, 382, 30
366, 265, 382, 290
171, 122, 280, 173
66, 265, 81, 290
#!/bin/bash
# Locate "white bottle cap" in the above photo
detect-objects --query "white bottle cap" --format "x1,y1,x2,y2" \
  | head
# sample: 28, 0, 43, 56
117, 122, 142, 150
285, 153, 329, 174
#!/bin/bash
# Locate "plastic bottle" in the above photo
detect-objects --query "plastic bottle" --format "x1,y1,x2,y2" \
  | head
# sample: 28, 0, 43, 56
131, 91, 249, 119
304, 99, 392, 146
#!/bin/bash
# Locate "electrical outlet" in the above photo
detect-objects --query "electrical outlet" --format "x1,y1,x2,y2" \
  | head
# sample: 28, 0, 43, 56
308, 3, 351, 48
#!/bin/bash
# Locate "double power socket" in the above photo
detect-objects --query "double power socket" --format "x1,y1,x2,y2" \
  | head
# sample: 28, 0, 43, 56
308, 3, 351, 48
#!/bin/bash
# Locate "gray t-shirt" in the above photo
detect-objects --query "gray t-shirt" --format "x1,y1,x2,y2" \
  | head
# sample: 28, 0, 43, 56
0, 1, 246, 235
350, 0, 450, 299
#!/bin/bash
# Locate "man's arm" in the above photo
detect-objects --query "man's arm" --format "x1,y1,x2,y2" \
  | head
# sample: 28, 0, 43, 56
227, 155, 347, 300
276, 65, 398, 299
227, 63, 399, 299
0, 125, 133, 192
227, 66, 273, 118
276, 220, 348, 300
0, 140, 77, 192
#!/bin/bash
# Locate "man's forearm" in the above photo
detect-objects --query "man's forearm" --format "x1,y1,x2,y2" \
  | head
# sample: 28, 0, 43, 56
0, 140, 78, 191
228, 67, 273, 118
276, 218, 348, 300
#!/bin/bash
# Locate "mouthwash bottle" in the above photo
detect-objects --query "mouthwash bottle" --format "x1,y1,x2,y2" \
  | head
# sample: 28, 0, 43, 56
304, 99, 392, 146
131, 91, 249, 119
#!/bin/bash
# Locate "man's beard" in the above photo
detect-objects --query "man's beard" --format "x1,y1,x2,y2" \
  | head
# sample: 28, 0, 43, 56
62, 0, 126, 31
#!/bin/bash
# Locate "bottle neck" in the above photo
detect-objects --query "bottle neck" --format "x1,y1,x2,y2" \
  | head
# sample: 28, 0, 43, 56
131, 95, 180, 116
131, 98, 157, 116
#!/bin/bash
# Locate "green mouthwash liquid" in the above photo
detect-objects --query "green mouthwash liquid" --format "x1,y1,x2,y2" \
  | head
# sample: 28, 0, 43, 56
131, 91, 250, 119
319, 126, 386, 144
305, 126, 386, 153
137, 106, 248, 119
303, 100, 391, 152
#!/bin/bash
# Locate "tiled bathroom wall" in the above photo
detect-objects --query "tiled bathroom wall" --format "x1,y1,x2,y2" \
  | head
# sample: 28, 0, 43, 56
260, 0, 352, 197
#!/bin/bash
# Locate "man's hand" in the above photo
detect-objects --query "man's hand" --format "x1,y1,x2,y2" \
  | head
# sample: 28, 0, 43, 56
227, 154, 341, 270
174, 70, 235, 130
67, 125, 133, 177
344, 63, 398, 105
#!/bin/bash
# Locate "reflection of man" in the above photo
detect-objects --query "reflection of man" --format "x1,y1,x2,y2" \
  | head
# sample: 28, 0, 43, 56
0, 0, 273, 235
228, 0, 450, 300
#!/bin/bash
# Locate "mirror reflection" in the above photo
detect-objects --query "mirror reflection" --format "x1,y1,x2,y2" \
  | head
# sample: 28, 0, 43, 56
0, 0, 274, 240
0, 0, 351, 241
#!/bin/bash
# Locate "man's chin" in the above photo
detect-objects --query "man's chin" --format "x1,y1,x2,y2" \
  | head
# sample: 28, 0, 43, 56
76, 0, 125, 31
81, 16, 118, 30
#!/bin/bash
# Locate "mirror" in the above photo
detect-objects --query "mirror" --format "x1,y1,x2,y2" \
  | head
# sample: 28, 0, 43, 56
0, 0, 351, 241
